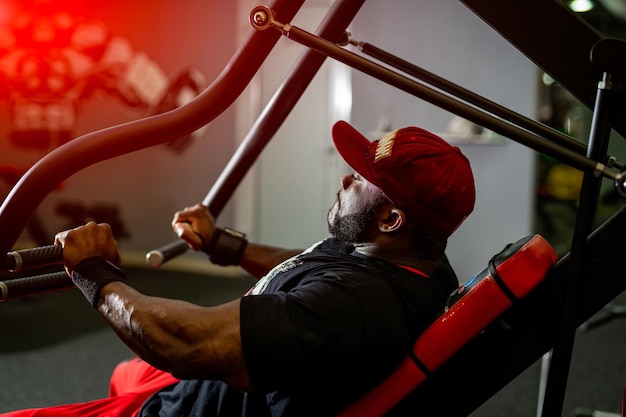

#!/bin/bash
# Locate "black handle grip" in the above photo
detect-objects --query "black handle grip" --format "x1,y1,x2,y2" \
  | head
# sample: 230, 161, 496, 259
0, 271, 74, 301
145, 240, 189, 268
2, 245, 63, 272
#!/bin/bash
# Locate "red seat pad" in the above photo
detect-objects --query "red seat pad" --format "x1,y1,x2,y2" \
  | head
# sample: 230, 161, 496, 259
337, 234, 558, 417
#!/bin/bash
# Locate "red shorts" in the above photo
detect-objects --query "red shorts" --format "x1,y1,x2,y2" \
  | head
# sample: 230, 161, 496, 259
1, 358, 178, 417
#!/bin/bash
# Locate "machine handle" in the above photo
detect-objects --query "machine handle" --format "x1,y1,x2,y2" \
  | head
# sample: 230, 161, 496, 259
2, 245, 62, 273
0, 270, 73, 301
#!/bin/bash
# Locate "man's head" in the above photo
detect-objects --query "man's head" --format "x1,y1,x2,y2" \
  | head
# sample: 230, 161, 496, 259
330, 120, 475, 242
327, 172, 389, 244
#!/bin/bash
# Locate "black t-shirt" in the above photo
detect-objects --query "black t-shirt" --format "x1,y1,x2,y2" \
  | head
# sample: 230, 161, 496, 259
139, 238, 458, 417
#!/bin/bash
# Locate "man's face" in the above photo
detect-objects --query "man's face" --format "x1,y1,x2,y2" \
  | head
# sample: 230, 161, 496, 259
327, 173, 387, 244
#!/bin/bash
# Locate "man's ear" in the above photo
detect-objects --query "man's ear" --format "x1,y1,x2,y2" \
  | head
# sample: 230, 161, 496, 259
378, 207, 406, 233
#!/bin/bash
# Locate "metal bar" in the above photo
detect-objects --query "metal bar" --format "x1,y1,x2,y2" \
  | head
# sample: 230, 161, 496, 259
0, 271, 73, 302
541, 72, 615, 417
350, 36, 621, 169
253, 14, 616, 181
1, 245, 62, 273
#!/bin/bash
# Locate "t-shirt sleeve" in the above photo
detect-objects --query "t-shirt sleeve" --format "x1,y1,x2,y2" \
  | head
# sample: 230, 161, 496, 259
239, 273, 412, 395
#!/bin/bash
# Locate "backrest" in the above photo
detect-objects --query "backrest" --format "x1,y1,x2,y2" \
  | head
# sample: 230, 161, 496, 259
336, 234, 558, 417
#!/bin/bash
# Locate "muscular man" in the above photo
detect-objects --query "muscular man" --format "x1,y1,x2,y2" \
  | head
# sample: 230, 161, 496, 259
4, 120, 475, 416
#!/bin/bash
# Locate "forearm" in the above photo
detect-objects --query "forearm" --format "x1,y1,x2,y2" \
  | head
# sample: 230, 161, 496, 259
238, 242, 302, 279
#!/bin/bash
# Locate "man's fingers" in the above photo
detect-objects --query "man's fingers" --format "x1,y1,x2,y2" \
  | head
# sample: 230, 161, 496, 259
175, 222, 204, 250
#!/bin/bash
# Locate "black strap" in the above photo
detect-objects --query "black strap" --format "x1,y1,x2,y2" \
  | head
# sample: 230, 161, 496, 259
487, 246, 519, 304
72, 257, 128, 307
203, 227, 248, 266
409, 350, 432, 377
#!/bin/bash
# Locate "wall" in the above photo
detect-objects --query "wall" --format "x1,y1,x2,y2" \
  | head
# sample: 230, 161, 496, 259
0, 1, 240, 268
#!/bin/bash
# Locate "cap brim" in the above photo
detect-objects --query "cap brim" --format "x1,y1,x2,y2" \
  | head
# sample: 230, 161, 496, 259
332, 120, 378, 186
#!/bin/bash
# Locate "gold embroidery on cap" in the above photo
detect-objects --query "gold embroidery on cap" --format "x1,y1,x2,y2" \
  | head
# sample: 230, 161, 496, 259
374, 130, 398, 162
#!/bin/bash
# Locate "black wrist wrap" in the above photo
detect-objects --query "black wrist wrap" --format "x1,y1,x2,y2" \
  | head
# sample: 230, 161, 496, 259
203, 227, 248, 266
72, 257, 127, 308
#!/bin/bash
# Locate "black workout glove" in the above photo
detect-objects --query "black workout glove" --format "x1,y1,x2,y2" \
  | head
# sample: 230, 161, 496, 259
71, 257, 128, 307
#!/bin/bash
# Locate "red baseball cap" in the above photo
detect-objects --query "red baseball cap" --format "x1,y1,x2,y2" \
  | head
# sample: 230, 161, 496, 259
332, 120, 475, 239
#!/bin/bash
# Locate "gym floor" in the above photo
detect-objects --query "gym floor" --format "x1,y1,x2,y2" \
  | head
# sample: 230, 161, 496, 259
1, 266, 625, 416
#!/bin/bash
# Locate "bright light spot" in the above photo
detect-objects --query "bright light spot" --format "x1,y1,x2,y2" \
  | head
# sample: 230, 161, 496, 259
330, 61, 352, 122
542, 73, 555, 86
569, 0, 594, 13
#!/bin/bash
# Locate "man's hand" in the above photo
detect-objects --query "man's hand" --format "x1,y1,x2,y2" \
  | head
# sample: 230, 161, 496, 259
54, 222, 120, 275
172, 203, 216, 251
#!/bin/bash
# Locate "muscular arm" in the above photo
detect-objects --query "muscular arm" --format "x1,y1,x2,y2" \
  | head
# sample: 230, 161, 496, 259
97, 282, 252, 391
55, 222, 253, 391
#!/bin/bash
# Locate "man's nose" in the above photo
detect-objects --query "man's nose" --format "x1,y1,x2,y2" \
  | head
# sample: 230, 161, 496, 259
340, 174, 354, 190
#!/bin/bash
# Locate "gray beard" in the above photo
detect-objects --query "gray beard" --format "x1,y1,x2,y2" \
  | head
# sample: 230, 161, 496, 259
327, 211, 371, 243
327, 198, 385, 244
